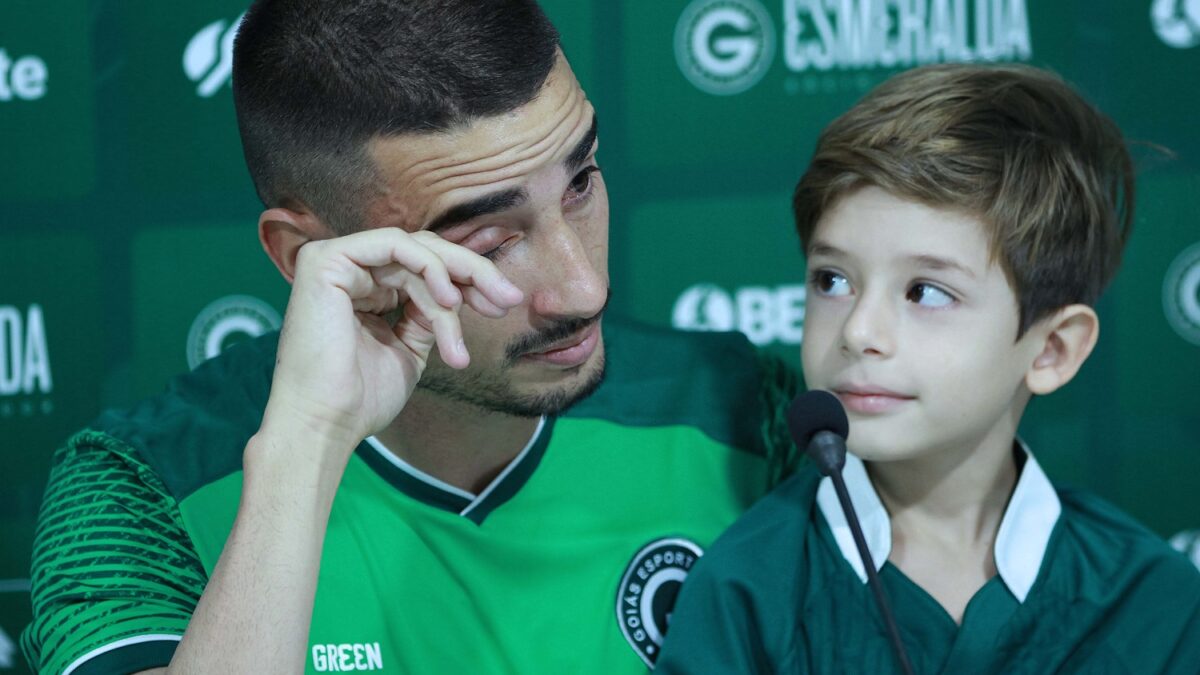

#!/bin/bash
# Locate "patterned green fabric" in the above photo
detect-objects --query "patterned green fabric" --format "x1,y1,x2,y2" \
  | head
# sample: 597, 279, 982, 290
22, 434, 203, 674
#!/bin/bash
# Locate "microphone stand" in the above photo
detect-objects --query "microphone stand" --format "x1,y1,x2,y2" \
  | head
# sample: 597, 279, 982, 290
809, 431, 915, 675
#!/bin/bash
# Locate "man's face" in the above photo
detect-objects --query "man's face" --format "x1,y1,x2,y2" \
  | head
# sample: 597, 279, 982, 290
800, 186, 1044, 463
364, 54, 609, 417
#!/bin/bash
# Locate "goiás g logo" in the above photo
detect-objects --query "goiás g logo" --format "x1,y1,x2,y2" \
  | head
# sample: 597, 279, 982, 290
676, 0, 1034, 95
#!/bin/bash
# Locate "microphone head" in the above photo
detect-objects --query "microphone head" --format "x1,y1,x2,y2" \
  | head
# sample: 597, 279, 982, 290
786, 390, 849, 450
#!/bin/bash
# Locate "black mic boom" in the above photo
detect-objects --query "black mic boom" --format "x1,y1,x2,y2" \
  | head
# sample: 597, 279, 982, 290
786, 391, 915, 675
786, 390, 848, 476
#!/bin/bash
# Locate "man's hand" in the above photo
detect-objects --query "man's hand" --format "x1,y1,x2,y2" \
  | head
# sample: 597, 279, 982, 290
260, 227, 524, 453
164, 229, 522, 674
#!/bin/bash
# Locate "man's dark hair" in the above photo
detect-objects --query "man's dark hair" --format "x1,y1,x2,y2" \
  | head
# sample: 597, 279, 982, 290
233, 0, 561, 233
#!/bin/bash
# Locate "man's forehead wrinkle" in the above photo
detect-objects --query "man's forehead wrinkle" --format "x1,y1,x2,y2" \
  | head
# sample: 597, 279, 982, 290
404, 100, 591, 222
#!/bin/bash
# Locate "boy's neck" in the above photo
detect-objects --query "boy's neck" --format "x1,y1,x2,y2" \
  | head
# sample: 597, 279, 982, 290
374, 391, 543, 494
863, 423, 1021, 624
866, 433, 1018, 543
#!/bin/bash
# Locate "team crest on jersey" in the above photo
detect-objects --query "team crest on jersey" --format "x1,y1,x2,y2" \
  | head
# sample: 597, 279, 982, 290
615, 537, 703, 666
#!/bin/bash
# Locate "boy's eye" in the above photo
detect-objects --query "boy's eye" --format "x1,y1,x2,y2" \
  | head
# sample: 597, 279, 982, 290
811, 270, 852, 297
906, 283, 955, 307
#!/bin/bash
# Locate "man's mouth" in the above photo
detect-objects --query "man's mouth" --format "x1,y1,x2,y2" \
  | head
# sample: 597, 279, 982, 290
521, 322, 601, 367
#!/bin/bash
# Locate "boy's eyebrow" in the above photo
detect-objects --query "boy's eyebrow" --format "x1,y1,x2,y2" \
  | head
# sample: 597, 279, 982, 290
807, 243, 977, 279
908, 254, 977, 279
806, 242, 845, 259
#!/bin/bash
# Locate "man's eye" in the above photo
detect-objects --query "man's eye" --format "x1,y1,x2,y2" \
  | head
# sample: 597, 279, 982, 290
906, 283, 955, 307
810, 270, 851, 297
566, 166, 599, 201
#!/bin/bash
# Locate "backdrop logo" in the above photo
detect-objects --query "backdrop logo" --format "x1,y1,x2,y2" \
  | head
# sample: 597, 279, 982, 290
673, 283, 806, 346
1163, 242, 1200, 346
0, 48, 48, 102
0, 624, 13, 669
1152, 0, 1200, 48
616, 538, 703, 666
675, 0, 777, 95
187, 295, 281, 369
184, 13, 244, 98
0, 304, 53, 418
784, 0, 1031, 72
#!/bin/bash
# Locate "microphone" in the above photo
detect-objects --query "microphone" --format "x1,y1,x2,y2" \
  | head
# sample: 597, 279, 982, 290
787, 391, 914, 675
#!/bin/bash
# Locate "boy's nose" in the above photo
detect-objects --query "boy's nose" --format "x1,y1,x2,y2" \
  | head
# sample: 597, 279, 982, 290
840, 293, 896, 358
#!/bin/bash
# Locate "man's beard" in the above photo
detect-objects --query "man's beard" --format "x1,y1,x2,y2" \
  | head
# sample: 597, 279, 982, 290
416, 309, 608, 418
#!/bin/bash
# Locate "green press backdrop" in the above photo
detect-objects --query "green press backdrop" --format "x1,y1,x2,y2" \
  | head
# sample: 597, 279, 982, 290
1, 1, 1199, 670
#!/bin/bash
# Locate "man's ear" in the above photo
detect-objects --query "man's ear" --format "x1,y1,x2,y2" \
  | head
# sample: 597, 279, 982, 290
259, 206, 331, 283
1025, 304, 1100, 395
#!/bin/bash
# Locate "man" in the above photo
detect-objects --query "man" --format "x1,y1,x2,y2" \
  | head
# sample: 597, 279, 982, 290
22, 1, 795, 673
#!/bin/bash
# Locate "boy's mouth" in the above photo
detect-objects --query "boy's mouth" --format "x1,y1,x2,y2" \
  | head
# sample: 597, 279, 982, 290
832, 385, 915, 415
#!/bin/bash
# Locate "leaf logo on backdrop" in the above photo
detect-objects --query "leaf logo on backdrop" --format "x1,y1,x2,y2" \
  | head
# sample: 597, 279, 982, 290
675, 0, 777, 95
187, 295, 282, 369
1152, 0, 1200, 48
1163, 242, 1200, 347
183, 13, 245, 98
673, 283, 806, 346
0, 49, 48, 103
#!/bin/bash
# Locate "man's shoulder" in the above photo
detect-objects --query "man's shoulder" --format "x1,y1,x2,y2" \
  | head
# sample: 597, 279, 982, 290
567, 318, 799, 454
85, 332, 279, 501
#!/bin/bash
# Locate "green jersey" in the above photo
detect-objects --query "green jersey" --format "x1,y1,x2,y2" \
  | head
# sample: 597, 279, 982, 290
22, 320, 798, 675
657, 448, 1200, 674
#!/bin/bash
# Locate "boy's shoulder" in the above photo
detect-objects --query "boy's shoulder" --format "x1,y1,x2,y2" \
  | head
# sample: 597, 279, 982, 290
690, 465, 825, 581
1053, 485, 1200, 586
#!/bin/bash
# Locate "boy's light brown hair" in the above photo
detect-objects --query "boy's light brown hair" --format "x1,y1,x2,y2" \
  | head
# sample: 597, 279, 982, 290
793, 64, 1135, 336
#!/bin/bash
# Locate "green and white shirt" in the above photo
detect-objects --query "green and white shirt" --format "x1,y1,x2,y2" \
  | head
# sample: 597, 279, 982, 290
657, 447, 1200, 673
22, 320, 798, 674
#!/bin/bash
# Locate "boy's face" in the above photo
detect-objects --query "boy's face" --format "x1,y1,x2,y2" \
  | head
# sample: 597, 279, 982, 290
801, 186, 1045, 462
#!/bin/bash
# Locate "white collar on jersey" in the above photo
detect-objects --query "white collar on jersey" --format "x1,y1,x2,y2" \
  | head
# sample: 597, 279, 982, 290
815, 440, 1061, 603
364, 415, 547, 518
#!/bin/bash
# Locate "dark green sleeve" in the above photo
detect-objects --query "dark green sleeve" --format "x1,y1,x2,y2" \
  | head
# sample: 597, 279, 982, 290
1150, 557, 1200, 675
20, 431, 206, 675
654, 554, 784, 674
756, 351, 803, 488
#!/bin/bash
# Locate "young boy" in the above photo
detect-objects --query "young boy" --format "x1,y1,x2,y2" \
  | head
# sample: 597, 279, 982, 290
655, 64, 1200, 673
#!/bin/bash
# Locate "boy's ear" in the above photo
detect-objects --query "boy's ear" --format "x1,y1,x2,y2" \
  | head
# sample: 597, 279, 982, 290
259, 206, 333, 284
1025, 304, 1099, 395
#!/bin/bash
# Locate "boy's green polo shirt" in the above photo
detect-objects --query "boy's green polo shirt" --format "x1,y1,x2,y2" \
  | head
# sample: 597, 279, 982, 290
22, 320, 799, 675
658, 448, 1200, 674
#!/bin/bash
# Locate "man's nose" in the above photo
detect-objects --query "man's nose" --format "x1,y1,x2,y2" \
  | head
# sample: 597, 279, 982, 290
528, 222, 608, 320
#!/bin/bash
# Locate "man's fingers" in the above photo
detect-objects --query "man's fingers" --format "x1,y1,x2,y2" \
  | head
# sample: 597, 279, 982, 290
462, 286, 507, 318
307, 229, 462, 308
412, 233, 524, 308
304, 229, 522, 312
400, 282, 469, 369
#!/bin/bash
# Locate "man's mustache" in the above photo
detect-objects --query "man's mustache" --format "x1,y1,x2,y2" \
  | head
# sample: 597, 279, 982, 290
504, 292, 610, 364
